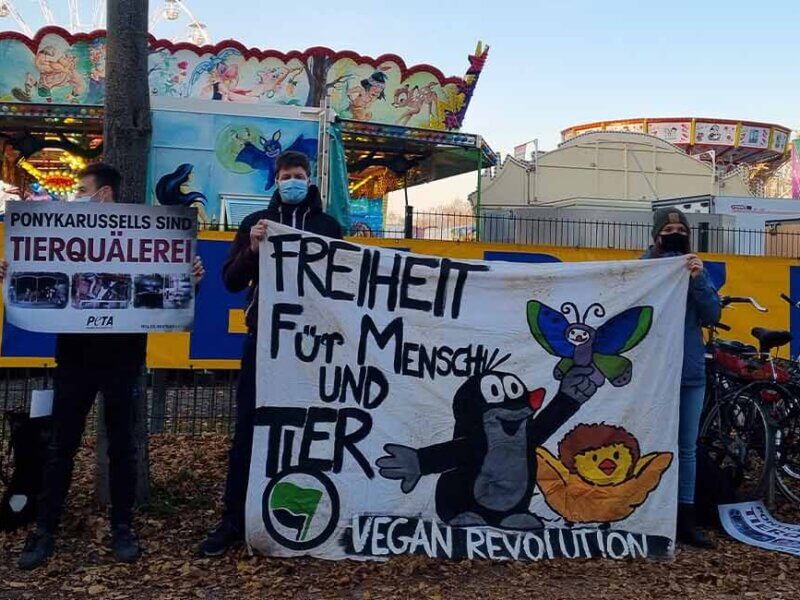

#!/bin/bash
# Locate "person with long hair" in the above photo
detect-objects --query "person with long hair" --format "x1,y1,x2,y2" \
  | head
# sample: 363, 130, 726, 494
642, 207, 721, 548
155, 164, 210, 226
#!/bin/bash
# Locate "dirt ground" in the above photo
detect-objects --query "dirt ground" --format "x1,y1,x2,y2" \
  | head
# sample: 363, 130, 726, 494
1, 435, 798, 600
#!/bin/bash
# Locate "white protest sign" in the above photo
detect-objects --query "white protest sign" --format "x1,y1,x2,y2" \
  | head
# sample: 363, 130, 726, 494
246, 223, 688, 561
720, 502, 800, 557
3, 201, 196, 333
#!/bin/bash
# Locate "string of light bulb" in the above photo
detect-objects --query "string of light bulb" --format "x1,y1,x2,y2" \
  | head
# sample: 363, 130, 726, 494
18, 151, 86, 195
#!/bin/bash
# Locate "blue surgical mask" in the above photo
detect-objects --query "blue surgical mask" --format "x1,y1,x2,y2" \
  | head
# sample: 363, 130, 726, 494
278, 179, 308, 204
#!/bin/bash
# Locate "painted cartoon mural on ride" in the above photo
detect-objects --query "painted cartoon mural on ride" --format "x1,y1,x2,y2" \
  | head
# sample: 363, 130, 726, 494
348, 197, 385, 237
245, 223, 688, 561
325, 59, 465, 129
148, 105, 319, 226
151, 47, 310, 106
0, 30, 106, 105
0, 28, 487, 131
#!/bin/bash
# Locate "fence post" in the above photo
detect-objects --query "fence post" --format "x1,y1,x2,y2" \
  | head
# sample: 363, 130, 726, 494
404, 205, 414, 239
151, 369, 167, 434
475, 148, 482, 242
698, 222, 710, 253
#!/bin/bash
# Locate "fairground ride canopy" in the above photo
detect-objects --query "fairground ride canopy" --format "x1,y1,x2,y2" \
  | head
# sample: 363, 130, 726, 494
0, 27, 494, 198
562, 118, 791, 174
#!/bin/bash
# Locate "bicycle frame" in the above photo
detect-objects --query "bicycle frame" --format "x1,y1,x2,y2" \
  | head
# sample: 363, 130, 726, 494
700, 296, 785, 501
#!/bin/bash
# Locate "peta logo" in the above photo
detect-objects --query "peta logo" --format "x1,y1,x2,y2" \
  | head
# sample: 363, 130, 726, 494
86, 316, 114, 329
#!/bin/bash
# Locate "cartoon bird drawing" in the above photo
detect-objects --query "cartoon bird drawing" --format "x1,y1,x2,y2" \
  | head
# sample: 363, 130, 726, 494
535, 423, 673, 526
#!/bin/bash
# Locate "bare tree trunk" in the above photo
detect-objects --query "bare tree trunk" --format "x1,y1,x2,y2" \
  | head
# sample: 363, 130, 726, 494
304, 55, 334, 107
96, 0, 152, 508
103, 0, 152, 203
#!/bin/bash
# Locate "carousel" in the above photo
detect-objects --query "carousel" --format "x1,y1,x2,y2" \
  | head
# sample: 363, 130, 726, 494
562, 117, 792, 195
0, 19, 495, 236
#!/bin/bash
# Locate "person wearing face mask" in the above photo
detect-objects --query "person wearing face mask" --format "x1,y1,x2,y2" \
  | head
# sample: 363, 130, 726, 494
199, 150, 342, 557
642, 207, 721, 549
0, 163, 206, 569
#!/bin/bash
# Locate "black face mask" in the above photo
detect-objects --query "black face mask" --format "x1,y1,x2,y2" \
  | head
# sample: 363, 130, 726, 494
659, 233, 689, 254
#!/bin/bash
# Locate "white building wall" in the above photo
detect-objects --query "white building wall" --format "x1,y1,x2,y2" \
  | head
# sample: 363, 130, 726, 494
472, 131, 754, 209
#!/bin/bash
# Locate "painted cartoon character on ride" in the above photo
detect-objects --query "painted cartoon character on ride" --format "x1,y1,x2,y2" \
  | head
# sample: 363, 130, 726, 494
346, 70, 388, 120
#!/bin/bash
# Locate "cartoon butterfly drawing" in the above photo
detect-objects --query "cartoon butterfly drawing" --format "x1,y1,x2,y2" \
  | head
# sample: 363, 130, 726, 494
526, 301, 653, 388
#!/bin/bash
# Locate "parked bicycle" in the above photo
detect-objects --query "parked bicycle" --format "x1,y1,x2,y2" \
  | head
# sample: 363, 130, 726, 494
767, 294, 800, 504
698, 296, 789, 502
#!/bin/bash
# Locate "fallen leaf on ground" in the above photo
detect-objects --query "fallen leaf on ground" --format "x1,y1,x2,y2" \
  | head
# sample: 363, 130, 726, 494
0, 435, 798, 600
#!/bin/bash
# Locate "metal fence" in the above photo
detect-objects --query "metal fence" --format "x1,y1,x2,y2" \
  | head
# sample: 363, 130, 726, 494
0, 368, 240, 448
383, 211, 800, 257
202, 210, 800, 257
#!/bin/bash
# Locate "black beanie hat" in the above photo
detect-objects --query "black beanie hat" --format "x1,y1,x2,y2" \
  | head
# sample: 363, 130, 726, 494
652, 207, 690, 240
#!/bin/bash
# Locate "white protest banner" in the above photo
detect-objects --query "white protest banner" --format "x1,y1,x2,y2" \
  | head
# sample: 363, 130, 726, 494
3, 201, 196, 333
246, 223, 688, 561
719, 502, 800, 557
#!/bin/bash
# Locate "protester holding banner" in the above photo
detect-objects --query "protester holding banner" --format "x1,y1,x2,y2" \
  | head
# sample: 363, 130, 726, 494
247, 222, 688, 559
0, 163, 206, 570
199, 151, 342, 557
643, 207, 721, 549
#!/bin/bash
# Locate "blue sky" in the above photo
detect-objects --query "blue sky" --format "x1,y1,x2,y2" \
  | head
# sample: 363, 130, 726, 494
171, 0, 798, 211
5, 1, 798, 210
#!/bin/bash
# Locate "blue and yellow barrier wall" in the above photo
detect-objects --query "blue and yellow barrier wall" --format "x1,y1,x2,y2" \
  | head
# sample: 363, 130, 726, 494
2, 227, 799, 368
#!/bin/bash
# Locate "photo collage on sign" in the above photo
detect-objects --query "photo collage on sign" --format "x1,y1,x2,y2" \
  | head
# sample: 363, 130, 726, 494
6, 273, 69, 309
133, 274, 193, 309
7, 271, 191, 311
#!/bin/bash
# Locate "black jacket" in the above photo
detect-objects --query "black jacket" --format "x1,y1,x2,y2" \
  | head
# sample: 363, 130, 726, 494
223, 185, 343, 332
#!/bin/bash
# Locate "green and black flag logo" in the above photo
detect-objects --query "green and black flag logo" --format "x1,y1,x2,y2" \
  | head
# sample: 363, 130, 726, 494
270, 482, 323, 542
263, 470, 340, 551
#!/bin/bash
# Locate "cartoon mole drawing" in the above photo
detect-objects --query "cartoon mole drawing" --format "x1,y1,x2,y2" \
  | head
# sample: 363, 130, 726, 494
377, 354, 600, 530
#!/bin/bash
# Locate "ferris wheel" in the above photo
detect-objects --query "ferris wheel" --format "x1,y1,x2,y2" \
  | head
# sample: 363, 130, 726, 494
0, 0, 211, 45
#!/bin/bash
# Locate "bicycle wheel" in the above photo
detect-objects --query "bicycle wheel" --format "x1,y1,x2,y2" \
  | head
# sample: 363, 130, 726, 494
699, 388, 774, 500
774, 394, 800, 504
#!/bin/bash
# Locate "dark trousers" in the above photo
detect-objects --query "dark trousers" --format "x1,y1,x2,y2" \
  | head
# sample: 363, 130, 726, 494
222, 334, 257, 531
37, 367, 140, 533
